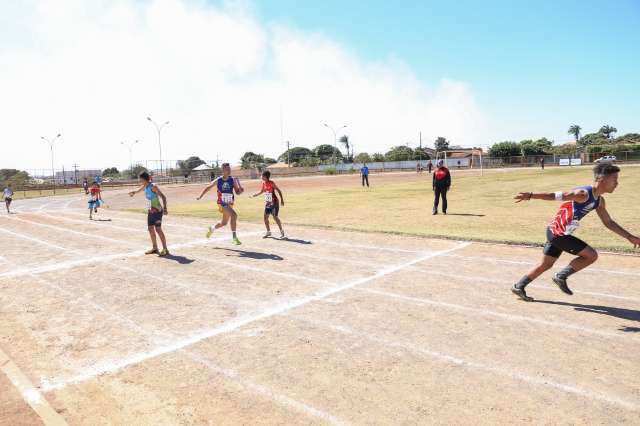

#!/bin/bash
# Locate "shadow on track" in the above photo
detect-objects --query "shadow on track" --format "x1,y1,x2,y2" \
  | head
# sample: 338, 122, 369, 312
269, 237, 313, 245
215, 247, 284, 261
444, 213, 485, 217
160, 254, 196, 264
90, 218, 113, 222
535, 300, 640, 327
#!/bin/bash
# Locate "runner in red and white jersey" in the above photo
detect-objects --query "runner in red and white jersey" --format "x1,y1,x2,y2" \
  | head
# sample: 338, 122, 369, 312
252, 170, 285, 238
510, 163, 640, 301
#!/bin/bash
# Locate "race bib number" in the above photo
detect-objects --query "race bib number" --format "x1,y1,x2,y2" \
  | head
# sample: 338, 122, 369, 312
221, 193, 234, 204
264, 192, 273, 203
565, 220, 580, 235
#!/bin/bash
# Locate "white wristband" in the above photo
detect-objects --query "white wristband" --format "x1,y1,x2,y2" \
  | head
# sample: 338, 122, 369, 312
554, 191, 563, 201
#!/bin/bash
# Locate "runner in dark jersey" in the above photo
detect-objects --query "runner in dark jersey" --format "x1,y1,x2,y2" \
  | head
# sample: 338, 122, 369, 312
511, 163, 640, 301
252, 170, 285, 238
197, 163, 244, 245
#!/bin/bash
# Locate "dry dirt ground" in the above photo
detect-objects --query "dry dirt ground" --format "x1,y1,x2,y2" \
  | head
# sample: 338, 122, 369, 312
1, 179, 639, 425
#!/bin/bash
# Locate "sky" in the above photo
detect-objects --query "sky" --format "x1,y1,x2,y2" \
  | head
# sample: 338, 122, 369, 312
1, 0, 638, 171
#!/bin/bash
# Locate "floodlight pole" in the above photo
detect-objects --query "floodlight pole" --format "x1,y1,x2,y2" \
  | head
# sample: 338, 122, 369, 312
121, 140, 139, 175
41, 133, 61, 194
147, 117, 169, 177
323, 123, 347, 167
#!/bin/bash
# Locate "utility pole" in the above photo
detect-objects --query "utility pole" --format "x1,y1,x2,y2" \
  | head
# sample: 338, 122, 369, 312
41, 133, 61, 194
146, 117, 169, 177
72, 164, 79, 184
286, 141, 291, 167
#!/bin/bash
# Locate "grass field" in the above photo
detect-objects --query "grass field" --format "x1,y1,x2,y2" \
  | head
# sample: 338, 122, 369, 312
169, 166, 640, 253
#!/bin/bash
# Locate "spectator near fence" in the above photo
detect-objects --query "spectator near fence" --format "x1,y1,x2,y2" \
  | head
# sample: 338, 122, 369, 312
432, 160, 451, 215
427, 160, 433, 174
360, 164, 370, 187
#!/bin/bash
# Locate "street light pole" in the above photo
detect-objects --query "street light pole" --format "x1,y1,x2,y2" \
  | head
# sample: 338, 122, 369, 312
121, 140, 139, 176
323, 123, 347, 167
146, 117, 169, 177
41, 133, 61, 194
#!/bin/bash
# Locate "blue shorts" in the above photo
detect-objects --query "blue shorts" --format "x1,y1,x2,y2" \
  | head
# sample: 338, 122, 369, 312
88, 200, 101, 209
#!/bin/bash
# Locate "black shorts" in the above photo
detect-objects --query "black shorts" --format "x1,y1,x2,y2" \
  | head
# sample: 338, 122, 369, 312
543, 228, 588, 258
148, 209, 163, 227
265, 202, 279, 217
5, 197, 12, 203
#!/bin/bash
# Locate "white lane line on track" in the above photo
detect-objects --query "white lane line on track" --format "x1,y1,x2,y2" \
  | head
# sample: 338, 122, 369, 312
357, 287, 631, 340
0, 348, 69, 426
39, 242, 471, 392
410, 266, 640, 303
2, 232, 338, 423
444, 253, 640, 277
183, 351, 347, 425
0, 230, 263, 278
289, 315, 640, 412
53, 208, 210, 231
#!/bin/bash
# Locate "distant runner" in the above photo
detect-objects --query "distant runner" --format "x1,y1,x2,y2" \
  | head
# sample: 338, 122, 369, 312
3, 184, 14, 214
427, 160, 433, 174
197, 163, 244, 245
511, 163, 640, 301
82, 178, 89, 194
129, 172, 169, 256
88, 182, 102, 220
252, 170, 285, 238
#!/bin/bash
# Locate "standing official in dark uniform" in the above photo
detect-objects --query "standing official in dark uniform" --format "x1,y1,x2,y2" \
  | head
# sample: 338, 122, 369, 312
432, 160, 451, 215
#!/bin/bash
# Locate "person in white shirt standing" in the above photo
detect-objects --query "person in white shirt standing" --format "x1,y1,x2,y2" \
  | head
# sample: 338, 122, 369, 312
3, 184, 14, 214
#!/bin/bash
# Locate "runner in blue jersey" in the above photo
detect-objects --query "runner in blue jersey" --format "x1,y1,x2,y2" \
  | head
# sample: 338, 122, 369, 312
129, 171, 170, 256
511, 163, 640, 301
197, 163, 244, 245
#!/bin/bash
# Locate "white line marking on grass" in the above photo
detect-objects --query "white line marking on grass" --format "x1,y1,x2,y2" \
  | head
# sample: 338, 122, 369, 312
358, 287, 630, 340
289, 315, 640, 412
0, 348, 68, 425
183, 351, 347, 425
39, 242, 471, 392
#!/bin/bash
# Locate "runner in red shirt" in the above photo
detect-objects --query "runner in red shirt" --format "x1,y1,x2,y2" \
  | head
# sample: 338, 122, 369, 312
252, 170, 285, 238
88, 182, 102, 220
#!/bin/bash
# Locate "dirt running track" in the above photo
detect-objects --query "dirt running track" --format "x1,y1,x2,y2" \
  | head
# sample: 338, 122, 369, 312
1, 189, 639, 425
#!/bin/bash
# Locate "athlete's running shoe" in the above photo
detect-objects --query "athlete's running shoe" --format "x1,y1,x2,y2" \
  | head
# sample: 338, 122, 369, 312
511, 284, 534, 302
280, 231, 285, 239
158, 249, 170, 257
263, 231, 272, 238
232, 237, 242, 245
552, 274, 573, 295
145, 248, 159, 255
206, 226, 213, 239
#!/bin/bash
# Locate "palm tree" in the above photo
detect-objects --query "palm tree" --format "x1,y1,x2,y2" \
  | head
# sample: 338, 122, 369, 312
567, 124, 581, 142
339, 135, 351, 161
599, 125, 617, 140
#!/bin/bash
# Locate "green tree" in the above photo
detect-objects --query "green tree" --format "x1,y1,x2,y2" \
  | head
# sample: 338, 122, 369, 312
434, 136, 449, 151
278, 147, 313, 164
371, 153, 385, 162
385, 145, 414, 161
264, 157, 277, 165
239, 152, 265, 169
313, 144, 343, 162
176, 156, 206, 175
552, 143, 578, 155
578, 132, 608, 147
568, 124, 582, 142
354, 152, 372, 163
0, 169, 30, 187
614, 133, 640, 144
102, 167, 120, 177
413, 147, 432, 160
599, 124, 617, 140
520, 138, 553, 155
489, 141, 521, 157
125, 165, 148, 179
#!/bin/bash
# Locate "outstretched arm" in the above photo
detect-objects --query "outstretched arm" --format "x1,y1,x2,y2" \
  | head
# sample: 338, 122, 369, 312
252, 188, 264, 198
514, 188, 589, 203
596, 198, 640, 247
197, 180, 217, 200
128, 184, 145, 197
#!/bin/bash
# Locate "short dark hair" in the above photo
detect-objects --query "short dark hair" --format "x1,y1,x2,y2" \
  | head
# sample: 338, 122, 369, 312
262, 170, 271, 179
139, 171, 151, 181
222, 163, 230, 168
593, 163, 620, 178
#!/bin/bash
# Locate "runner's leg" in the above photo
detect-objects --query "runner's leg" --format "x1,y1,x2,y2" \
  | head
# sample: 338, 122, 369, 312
433, 187, 441, 213
442, 188, 448, 213
148, 225, 158, 250
264, 211, 271, 232
155, 225, 168, 251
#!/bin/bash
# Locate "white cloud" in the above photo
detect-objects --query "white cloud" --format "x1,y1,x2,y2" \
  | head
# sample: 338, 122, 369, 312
0, 0, 488, 171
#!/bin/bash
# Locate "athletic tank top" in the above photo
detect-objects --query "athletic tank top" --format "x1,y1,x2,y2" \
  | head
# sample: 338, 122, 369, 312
145, 183, 162, 212
549, 185, 600, 236
217, 176, 235, 205
262, 181, 277, 206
